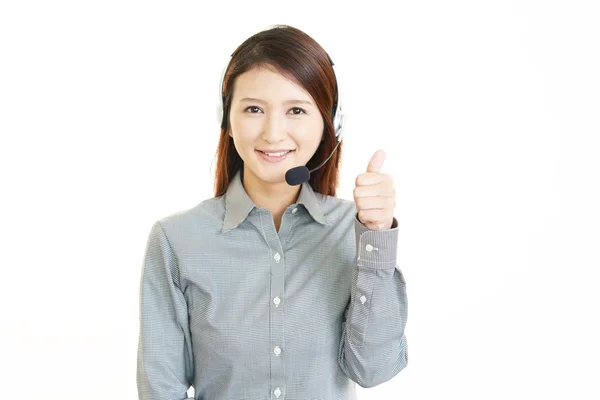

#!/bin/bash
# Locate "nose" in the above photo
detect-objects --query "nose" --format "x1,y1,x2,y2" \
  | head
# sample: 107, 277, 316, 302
261, 112, 287, 143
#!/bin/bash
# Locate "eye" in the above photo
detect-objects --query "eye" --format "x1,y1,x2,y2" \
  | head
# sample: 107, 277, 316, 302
244, 106, 262, 114
289, 107, 307, 115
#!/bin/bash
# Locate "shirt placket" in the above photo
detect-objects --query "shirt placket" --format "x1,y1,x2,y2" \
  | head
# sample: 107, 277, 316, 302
262, 212, 286, 399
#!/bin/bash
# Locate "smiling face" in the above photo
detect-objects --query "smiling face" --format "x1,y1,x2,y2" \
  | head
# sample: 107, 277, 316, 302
228, 65, 325, 189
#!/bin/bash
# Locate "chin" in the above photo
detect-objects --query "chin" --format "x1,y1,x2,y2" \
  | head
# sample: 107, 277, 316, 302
262, 170, 288, 184
244, 164, 286, 185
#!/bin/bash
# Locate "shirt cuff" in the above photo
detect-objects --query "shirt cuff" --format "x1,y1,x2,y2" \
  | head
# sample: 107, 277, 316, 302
354, 213, 399, 267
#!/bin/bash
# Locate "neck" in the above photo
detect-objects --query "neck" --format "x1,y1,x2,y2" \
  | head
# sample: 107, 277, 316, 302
241, 165, 301, 220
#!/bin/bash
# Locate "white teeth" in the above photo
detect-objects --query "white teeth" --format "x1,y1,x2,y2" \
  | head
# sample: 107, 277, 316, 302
263, 150, 291, 157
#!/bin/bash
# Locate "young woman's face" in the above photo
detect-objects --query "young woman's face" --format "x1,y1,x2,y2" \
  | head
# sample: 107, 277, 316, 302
229, 65, 324, 187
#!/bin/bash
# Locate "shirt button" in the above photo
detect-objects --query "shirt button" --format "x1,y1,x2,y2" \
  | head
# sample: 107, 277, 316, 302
273, 296, 281, 307
291, 208, 298, 214
274, 387, 282, 397
274, 253, 281, 263
365, 244, 373, 251
273, 346, 281, 356
360, 295, 367, 304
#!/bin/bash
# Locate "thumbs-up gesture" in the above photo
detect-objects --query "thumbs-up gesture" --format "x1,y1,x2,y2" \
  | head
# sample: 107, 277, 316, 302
354, 149, 396, 230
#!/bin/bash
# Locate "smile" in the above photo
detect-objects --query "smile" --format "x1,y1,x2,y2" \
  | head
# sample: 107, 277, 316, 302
256, 149, 295, 163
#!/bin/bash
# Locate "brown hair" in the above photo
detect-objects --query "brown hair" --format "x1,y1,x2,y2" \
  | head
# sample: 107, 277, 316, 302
213, 24, 343, 197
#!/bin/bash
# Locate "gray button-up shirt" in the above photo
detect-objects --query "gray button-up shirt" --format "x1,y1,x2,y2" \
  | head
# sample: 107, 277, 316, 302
137, 169, 408, 400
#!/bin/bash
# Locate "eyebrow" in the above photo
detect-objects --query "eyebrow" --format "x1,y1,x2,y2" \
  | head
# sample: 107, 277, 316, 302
239, 97, 313, 106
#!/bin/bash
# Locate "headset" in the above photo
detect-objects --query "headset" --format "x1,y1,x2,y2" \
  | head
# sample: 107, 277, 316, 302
216, 53, 345, 142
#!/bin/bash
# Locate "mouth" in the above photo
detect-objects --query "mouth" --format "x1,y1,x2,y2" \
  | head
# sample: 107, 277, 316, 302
255, 149, 295, 163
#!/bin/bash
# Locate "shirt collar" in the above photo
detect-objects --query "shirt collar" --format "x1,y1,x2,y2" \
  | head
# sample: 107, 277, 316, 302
222, 169, 329, 233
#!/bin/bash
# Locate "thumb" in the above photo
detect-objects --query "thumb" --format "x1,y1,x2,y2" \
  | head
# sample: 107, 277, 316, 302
366, 149, 386, 173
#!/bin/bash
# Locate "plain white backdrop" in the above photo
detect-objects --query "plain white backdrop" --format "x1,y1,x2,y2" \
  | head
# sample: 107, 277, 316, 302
1, 0, 599, 399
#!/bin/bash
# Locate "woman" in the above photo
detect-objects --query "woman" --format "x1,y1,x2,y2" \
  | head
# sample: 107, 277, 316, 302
137, 24, 408, 400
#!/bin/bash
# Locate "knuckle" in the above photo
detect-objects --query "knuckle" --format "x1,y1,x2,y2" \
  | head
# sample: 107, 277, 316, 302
358, 210, 367, 221
355, 198, 363, 210
361, 210, 371, 222
355, 174, 363, 187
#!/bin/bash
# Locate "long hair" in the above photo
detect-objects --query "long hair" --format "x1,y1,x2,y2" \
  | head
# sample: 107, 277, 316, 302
213, 24, 343, 197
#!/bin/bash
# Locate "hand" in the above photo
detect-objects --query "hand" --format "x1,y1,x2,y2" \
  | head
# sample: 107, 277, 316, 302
353, 149, 396, 230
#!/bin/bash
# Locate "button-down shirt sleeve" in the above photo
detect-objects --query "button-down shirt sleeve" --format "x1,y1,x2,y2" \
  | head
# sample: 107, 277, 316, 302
338, 214, 408, 388
137, 221, 195, 400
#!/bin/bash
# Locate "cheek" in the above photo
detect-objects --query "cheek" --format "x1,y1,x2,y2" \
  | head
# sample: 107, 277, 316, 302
299, 121, 325, 148
230, 123, 262, 147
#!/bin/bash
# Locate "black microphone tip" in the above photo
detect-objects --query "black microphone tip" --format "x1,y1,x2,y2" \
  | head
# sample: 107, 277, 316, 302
285, 166, 310, 186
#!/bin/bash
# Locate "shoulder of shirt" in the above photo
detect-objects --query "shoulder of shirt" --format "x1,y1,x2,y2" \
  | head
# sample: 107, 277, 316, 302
152, 192, 357, 236
313, 192, 357, 225
152, 195, 227, 237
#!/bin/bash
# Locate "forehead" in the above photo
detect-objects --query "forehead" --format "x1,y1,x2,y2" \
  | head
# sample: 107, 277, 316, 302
232, 66, 312, 100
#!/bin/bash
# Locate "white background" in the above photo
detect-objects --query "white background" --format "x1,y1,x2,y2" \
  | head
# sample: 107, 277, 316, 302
1, 1, 599, 399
